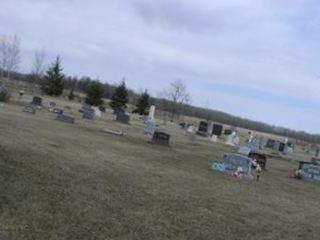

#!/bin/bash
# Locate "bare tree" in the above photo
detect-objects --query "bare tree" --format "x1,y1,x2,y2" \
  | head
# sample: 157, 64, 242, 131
165, 79, 191, 121
31, 49, 46, 92
32, 49, 46, 78
0, 35, 20, 80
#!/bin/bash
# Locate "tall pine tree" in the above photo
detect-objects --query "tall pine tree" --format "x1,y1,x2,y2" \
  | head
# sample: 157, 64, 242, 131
85, 81, 104, 106
42, 56, 64, 96
134, 90, 150, 115
109, 80, 128, 113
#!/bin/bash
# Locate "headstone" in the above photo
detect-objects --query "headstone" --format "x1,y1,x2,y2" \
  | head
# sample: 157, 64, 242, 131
82, 105, 102, 120
144, 121, 157, 136
266, 139, 275, 149
23, 105, 36, 114
163, 112, 169, 125
197, 121, 209, 136
83, 108, 95, 120
272, 141, 281, 154
80, 104, 92, 113
283, 145, 293, 155
31, 96, 42, 106
299, 162, 320, 182
148, 105, 155, 121
92, 106, 102, 118
279, 142, 285, 152
225, 132, 239, 146
212, 124, 223, 136
151, 131, 170, 146
56, 114, 75, 124
259, 137, 268, 149
246, 139, 260, 152
238, 146, 251, 156
48, 102, 56, 108
116, 112, 130, 124
212, 154, 253, 179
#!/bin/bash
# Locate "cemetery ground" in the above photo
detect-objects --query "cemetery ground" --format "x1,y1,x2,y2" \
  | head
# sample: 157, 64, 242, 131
1, 93, 320, 240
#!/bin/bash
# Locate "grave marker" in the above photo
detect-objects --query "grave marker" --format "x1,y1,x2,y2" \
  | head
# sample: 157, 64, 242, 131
212, 124, 223, 136
197, 121, 209, 136
212, 154, 253, 180
31, 96, 42, 106
299, 162, 320, 182
144, 121, 156, 136
151, 131, 170, 146
116, 112, 130, 124
23, 105, 36, 114
56, 114, 75, 124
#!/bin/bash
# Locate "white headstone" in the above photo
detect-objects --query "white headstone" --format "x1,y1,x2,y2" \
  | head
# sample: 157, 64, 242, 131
225, 131, 239, 146
144, 121, 156, 136
210, 135, 218, 142
92, 107, 102, 118
148, 105, 155, 121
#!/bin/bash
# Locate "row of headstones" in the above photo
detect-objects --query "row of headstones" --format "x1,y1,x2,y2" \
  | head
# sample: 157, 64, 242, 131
261, 138, 294, 155
195, 121, 240, 145
213, 152, 320, 182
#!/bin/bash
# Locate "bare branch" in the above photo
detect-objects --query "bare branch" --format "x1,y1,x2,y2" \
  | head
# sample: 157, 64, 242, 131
0, 35, 21, 79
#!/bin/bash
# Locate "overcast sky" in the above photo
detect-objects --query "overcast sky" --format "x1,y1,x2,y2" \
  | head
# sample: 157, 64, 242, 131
1, 0, 320, 132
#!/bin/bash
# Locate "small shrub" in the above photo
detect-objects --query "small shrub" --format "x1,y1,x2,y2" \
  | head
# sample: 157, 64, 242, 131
0, 85, 11, 102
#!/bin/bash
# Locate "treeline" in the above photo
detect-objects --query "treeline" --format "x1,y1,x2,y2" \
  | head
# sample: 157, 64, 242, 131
7, 70, 320, 144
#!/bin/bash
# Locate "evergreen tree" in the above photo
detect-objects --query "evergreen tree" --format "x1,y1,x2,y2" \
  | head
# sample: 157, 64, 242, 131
42, 56, 64, 96
109, 80, 128, 112
85, 81, 104, 106
68, 88, 75, 101
134, 90, 150, 115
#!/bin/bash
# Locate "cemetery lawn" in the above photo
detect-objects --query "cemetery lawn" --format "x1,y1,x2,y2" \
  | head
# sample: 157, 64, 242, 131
1, 101, 320, 240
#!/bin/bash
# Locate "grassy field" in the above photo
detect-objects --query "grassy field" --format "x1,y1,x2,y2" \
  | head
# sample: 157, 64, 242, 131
1, 91, 320, 240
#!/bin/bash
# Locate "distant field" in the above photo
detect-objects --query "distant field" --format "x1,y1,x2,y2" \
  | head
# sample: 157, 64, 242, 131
0, 92, 320, 240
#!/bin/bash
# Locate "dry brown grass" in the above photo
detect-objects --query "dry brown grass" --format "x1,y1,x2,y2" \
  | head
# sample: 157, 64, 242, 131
0, 92, 320, 240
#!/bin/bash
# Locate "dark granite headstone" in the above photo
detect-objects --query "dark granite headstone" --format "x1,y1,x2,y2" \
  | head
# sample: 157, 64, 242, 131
99, 106, 106, 112
23, 105, 36, 114
279, 142, 285, 152
212, 124, 223, 136
197, 121, 208, 136
116, 112, 130, 124
266, 139, 275, 149
31, 96, 42, 106
56, 114, 75, 124
152, 131, 170, 146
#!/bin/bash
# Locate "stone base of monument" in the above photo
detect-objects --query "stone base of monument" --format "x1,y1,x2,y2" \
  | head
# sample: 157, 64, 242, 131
56, 114, 75, 124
